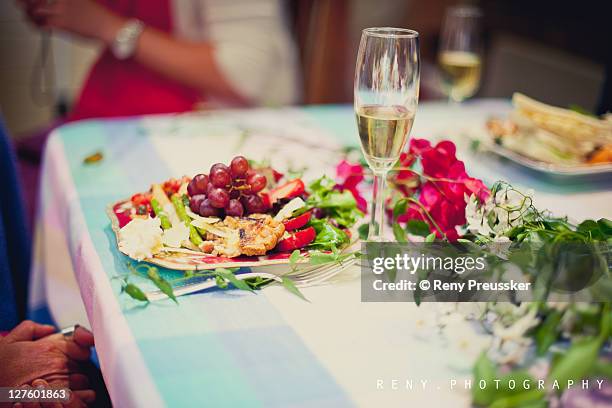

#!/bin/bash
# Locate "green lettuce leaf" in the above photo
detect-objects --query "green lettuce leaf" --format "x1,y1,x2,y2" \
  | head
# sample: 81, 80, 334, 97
305, 176, 363, 228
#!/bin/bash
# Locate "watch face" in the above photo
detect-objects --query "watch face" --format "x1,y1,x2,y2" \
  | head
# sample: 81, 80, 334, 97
112, 20, 143, 59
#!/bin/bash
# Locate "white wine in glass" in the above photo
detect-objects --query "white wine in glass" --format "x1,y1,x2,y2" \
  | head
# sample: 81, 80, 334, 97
438, 51, 482, 102
354, 28, 420, 241
438, 6, 483, 102
356, 105, 414, 170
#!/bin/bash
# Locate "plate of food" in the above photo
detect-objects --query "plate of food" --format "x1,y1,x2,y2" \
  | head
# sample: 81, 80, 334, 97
483, 93, 612, 176
107, 155, 364, 273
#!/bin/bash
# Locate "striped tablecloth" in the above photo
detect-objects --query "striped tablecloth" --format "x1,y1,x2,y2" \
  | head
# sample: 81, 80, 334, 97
29, 101, 612, 407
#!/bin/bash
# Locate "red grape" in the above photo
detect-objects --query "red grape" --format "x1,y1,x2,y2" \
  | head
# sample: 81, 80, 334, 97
229, 188, 241, 199
210, 163, 230, 175
210, 168, 231, 188
208, 188, 230, 208
242, 194, 265, 214
247, 172, 267, 193
187, 174, 209, 196
206, 182, 215, 196
226, 199, 244, 217
189, 194, 207, 213
230, 156, 249, 177
199, 198, 220, 217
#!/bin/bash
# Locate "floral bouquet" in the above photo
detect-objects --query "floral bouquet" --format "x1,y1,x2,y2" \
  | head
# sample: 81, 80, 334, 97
336, 138, 611, 408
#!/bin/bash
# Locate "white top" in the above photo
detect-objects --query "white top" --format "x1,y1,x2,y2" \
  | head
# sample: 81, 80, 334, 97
171, 0, 301, 106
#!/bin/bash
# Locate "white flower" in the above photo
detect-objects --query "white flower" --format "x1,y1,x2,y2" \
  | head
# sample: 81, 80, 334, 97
435, 303, 492, 367
162, 222, 190, 248
491, 187, 534, 235
492, 307, 539, 341
466, 194, 494, 236
118, 217, 163, 261
488, 306, 540, 365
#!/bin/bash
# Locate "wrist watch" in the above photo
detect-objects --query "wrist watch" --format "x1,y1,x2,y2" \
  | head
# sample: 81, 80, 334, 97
111, 19, 145, 60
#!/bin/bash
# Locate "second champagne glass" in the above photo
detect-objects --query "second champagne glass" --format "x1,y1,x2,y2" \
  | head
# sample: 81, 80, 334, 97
438, 6, 483, 103
355, 28, 420, 241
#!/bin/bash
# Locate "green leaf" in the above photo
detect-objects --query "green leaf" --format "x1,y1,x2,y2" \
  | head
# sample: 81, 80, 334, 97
405, 219, 430, 237
147, 269, 178, 304
358, 224, 369, 240
393, 198, 408, 219
496, 370, 537, 397
308, 218, 349, 250
534, 310, 562, 356
281, 276, 308, 301
596, 218, 612, 238
592, 358, 612, 379
489, 389, 546, 408
309, 251, 340, 265
472, 352, 497, 405
393, 222, 407, 243
215, 268, 254, 292
289, 250, 301, 268
425, 232, 436, 242
215, 275, 228, 289
124, 283, 148, 302
547, 336, 602, 390
305, 176, 364, 228
599, 302, 611, 341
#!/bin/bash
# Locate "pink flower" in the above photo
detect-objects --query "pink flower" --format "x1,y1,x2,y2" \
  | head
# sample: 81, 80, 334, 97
393, 138, 491, 241
336, 160, 368, 213
389, 151, 419, 197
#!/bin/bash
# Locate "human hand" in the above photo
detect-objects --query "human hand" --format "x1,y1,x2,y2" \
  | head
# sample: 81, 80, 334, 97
16, 0, 126, 43
0, 322, 96, 406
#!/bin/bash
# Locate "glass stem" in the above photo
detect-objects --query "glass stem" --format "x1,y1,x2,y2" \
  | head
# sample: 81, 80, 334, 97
368, 170, 387, 241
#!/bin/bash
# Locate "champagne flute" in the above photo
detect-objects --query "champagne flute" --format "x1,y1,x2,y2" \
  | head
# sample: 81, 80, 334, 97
355, 28, 420, 241
438, 6, 483, 103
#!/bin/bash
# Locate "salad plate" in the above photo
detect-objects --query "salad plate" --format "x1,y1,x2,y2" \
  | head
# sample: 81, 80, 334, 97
107, 155, 363, 273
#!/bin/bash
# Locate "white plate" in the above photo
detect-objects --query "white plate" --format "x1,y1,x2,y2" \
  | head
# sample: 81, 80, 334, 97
486, 142, 612, 176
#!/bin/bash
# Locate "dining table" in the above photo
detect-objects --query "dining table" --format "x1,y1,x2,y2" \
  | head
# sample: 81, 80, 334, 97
28, 99, 612, 407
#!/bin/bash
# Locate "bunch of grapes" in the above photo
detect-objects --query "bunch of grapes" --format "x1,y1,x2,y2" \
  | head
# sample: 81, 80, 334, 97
187, 156, 268, 217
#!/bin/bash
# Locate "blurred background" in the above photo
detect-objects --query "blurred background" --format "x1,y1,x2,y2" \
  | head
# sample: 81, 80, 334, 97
1, 0, 609, 139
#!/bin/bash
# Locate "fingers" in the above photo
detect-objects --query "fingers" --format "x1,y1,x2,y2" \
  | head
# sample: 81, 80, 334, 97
37, 334, 91, 362
62, 390, 94, 408
71, 327, 94, 349
30, 380, 62, 408
72, 390, 95, 405
68, 374, 89, 391
17, 384, 41, 408
5, 321, 56, 343
59, 340, 91, 362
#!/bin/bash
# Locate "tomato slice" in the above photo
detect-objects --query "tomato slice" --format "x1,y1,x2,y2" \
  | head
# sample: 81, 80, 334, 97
270, 179, 305, 203
131, 193, 151, 206
276, 226, 316, 252
283, 210, 312, 231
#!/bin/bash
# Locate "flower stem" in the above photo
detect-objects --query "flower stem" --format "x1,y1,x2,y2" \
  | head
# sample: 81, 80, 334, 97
407, 197, 448, 240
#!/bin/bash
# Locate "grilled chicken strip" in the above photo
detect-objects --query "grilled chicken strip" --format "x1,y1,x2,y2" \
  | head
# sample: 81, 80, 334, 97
200, 214, 285, 257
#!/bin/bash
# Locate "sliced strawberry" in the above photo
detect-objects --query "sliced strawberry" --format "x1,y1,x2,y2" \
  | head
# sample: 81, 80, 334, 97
276, 226, 316, 252
283, 210, 312, 231
270, 179, 305, 203
260, 192, 272, 210
272, 169, 284, 182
